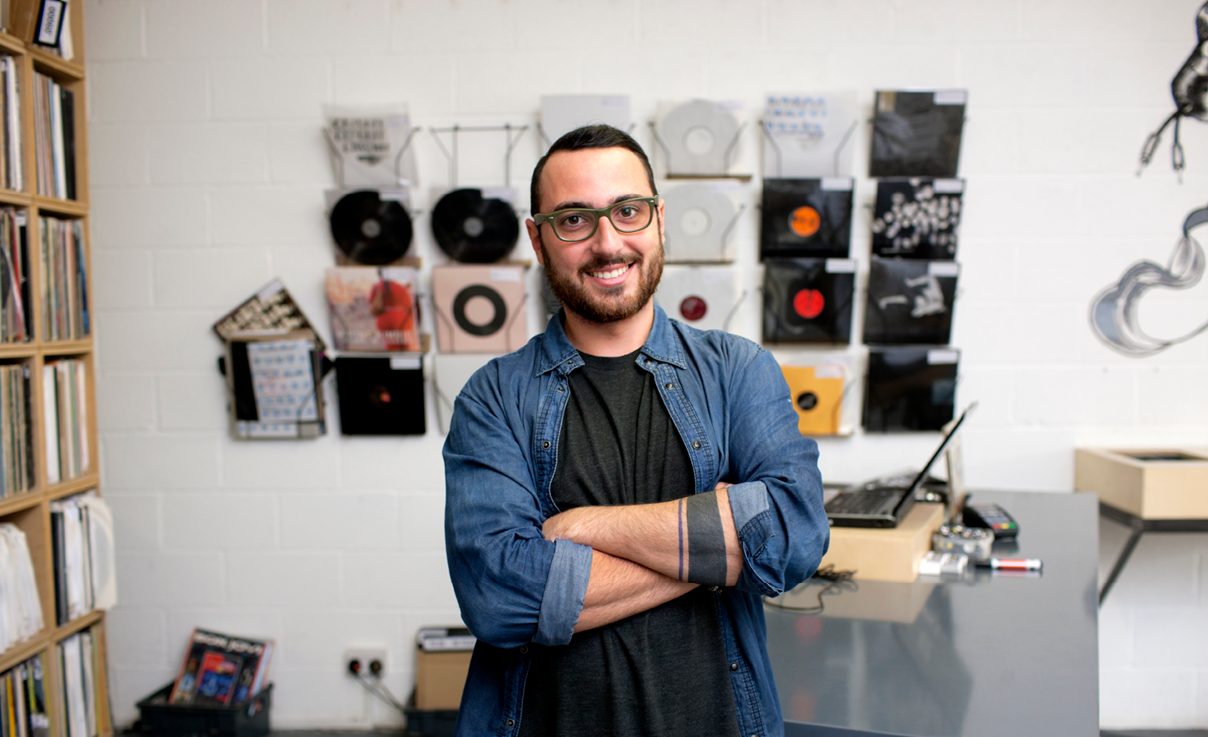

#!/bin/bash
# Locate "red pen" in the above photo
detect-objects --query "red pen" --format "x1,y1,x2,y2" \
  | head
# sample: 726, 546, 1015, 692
981, 558, 1042, 571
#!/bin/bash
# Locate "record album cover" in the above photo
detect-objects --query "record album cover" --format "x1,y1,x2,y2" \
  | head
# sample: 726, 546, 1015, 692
864, 258, 959, 345
780, 364, 847, 436
760, 178, 854, 259
870, 90, 967, 178
662, 182, 741, 263
762, 258, 855, 344
656, 100, 744, 176
863, 347, 959, 433
325, 266, 420, 352
654, 265, 741, 333
432, 265, 528, 353
540, 95, 631, 147
762, 91, 859, 178
870, 178, 963, 259
431, 188, 520, 263
335, 355, 426, 436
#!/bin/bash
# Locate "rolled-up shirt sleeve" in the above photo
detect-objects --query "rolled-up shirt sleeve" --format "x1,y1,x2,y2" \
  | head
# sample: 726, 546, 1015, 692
443, 376, 592, 649
724, 347, 830, 597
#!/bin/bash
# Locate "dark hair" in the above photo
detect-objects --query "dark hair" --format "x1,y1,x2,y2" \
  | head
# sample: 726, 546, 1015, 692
529, 124, 657, 215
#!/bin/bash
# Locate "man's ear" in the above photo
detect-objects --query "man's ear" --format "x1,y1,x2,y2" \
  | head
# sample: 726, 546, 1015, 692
657, 197, 667, 242
526, 219, 545, 266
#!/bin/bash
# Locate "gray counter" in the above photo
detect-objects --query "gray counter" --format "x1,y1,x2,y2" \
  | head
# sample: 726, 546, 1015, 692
768, 491, 1099, 737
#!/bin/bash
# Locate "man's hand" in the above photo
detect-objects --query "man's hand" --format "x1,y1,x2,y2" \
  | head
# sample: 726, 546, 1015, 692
542, 481, 742, 588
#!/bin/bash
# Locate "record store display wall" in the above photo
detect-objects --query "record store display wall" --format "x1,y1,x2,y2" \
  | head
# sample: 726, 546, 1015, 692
83, 0, 1208, 731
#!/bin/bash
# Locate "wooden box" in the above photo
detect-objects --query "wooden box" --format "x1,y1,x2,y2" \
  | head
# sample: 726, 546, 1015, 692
1075, 447, 1208, 519
818, 502, 945, 583
414, 649, 473, 710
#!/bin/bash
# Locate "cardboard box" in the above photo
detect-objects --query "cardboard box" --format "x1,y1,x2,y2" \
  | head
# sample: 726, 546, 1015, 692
1075, 447, 1208, 520
414, 649, 473, 711
818, 502, 945, 583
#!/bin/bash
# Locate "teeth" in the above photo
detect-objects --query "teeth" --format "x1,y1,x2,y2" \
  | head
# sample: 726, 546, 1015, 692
591, 265, 628, 279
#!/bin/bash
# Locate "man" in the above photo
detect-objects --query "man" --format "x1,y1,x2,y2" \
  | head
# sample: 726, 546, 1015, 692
443, 125, 828, 737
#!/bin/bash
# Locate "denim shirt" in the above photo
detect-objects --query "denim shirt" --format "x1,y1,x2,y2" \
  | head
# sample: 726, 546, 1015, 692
443, 305, 830, 737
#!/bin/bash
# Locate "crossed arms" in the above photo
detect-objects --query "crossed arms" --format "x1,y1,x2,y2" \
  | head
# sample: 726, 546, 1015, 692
542, 483, 743, 632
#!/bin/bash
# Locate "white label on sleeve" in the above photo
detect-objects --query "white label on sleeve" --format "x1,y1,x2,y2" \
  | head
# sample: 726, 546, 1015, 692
379, 188, 409, 203
933, 179, 964, 193
928, 261, 960, 277
715, 100, 744, 112
927, 350, 959, 365
391, 356, 421, 370
822, 178, 854, 191
701, 268, 733, 284
257, 279, 284, 302
490, 268, 522, 283
481, 187, 515, 203
826, 259, 856, 273
934, 90, 967, 105
813, 365, 845, 379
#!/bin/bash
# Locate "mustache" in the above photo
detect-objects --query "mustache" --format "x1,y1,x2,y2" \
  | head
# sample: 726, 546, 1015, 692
579, 257, 639, 274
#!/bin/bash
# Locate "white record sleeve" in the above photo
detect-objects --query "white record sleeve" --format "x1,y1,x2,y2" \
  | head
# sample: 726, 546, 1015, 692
762, 91, 858, 178
661, 182, 741, 263
654, 265, 742, 333
540, 95, 631, 147
433, 353, 497, 434
656, 100, 744, 176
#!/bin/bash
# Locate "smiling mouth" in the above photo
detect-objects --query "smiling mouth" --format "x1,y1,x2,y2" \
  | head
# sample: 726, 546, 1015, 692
587, 263, 634, 281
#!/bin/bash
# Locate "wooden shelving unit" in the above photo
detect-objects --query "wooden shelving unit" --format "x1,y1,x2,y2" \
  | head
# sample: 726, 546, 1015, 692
0, 2, 111, 736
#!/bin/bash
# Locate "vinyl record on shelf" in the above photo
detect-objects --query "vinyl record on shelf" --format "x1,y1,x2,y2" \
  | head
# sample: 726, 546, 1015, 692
760, 178, 854, 259
780, 364, 846, 436
432, 265, 528, 353
762, 257, 855, 344
335, 355, 426, 436
657, 100, 741, 176
431, 189, 520, 263
870, 90, 967, 178
662, 183, 739, 263
654, 265, 740, 332
863, 347, 958, 433
864, 257, 959, 345
329, 190, 413, 265
870, 178, 963, 259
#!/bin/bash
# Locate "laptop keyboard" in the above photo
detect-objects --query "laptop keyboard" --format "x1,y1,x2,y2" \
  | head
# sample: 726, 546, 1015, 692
826, 489, 899, 515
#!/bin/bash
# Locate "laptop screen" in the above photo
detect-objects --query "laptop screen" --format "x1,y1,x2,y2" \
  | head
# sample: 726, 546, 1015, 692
906, 403, 976, 494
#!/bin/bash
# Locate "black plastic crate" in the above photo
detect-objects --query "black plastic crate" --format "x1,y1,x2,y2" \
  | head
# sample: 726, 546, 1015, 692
135, 683, 271, 737
404, 691, 456, 737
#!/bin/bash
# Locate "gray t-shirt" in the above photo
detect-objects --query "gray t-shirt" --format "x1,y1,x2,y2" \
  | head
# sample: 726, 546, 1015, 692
519, 349, 740, 737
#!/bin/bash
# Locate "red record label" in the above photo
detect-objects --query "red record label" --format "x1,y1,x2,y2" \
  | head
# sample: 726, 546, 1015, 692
793, 288, 825, 319
679, 295, 708, 321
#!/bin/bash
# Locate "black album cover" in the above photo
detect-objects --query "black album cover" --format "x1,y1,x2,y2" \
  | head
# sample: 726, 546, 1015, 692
864, 257, 958, 345
870, 90, 966, 178
870, 178, 963, 259
760, 178, 853, 259
335, 356, 426, 436
432, 189, 520, 264
329, 190, 414, 265
863, 347, 958, 433
762, 258, 854, 344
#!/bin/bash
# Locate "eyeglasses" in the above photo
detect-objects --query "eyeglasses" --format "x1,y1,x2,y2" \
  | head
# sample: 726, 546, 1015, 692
532, 197, 659, 243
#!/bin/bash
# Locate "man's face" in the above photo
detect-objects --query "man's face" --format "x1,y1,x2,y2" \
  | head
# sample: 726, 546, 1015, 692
526, 147, 665, 324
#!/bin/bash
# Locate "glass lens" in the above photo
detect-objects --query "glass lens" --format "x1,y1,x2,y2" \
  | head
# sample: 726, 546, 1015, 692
552, 210, 597, 241
609, 199, 653, 233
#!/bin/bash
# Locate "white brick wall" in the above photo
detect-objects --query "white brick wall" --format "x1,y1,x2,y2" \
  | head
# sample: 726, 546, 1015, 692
82, 0, 1208, 728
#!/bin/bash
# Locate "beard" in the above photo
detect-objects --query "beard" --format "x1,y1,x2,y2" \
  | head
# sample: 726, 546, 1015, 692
540, 232, 665, 324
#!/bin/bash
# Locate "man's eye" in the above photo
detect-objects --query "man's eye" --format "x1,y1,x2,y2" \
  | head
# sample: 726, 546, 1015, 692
616, 206, 638, 218
556, 213, 589, 228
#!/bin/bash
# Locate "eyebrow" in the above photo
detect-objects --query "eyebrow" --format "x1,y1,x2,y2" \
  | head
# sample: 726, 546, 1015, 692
550, 194, 646, 212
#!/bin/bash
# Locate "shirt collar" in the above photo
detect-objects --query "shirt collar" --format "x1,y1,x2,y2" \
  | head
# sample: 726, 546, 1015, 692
534, 303, 687, 377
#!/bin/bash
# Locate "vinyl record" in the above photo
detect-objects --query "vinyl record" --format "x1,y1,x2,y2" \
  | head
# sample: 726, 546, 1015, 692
432, 265, 528, 353
762, 258, 854, 344
760, 178, 853, 259
870, 90, 966, 178
864, 257, 959, 345
662, 183, 739, 263
863, 347, 958, 433
658, 100, 741, 176
654, 265, 740, 332
329, 190, 413, 265
871, 178, 963, 259
431, 189, 520, 263
335, 356, 426, 436
781, 365, 846, 436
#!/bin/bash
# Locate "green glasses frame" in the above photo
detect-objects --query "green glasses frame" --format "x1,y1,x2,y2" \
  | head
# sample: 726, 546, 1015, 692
532, 196, 660, 243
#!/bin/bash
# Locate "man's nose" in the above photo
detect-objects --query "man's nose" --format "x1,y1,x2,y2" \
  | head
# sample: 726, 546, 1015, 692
590, 214, 625, 254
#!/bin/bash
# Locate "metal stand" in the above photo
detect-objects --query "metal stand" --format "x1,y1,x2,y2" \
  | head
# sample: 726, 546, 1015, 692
648, 119, 747, 178
1098, 501, 1208, 604
429, 123, 528, 189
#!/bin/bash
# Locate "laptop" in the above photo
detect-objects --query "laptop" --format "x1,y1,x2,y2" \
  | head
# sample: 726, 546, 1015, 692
825, 404, 975, 528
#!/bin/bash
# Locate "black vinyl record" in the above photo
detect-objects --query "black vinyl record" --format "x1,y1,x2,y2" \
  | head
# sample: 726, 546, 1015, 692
864, 257, 959, 345
762, 258, 854, 344
871, 178, 963, 259
760, 178, 853, 259
335, 356, 426, 436
329, 190, 414, 265
432, 189, 520, 263
870, 90, 966, 178
863, 347, 958, 433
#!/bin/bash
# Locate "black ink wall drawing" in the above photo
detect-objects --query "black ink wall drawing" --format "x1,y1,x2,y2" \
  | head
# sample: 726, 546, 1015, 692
1139, 1, 1208, 175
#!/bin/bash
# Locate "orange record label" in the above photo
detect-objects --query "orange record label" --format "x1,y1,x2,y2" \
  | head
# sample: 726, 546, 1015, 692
789, 206, 821, 238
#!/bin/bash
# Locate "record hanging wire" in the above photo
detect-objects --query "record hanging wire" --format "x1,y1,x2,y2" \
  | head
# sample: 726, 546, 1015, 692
329, 190, 414, 265
432, 189, 520, 264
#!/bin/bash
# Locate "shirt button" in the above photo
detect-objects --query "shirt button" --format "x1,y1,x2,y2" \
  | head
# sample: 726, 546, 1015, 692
506, 719, 515, 727
665, 382, 674, 390
557, 385, 564, 392
542, 441, 550, 449
519, 646, 528, 654
730, 662, 738, 671
692, 441, 701, 449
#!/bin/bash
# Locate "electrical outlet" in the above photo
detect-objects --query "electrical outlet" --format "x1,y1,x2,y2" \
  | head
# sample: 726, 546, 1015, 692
345, 647, 387, 678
